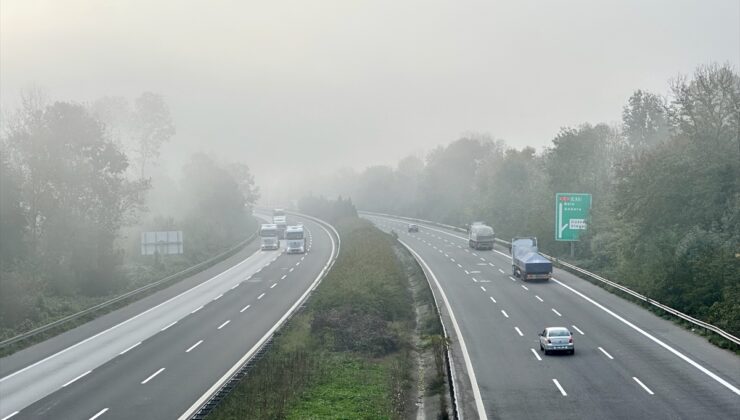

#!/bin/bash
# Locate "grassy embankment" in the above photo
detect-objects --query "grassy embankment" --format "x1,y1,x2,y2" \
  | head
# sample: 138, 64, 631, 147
211, 217, 450, 419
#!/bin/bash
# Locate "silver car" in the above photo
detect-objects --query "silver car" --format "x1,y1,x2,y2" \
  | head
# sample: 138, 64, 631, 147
539, 327, 575, 355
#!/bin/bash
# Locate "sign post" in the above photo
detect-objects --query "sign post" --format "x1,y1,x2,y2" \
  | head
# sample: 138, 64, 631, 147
555, 193, 592, 257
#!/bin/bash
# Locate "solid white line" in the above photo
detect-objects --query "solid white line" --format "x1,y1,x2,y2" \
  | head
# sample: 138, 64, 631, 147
552, 308, 562, 317
160, 321, 177, 331
186, 340, 203, 353
498, 268, 505, 274
218, 320, 230, 330
509, 276, 516, 282
521, 285, 529, 291
270, 283, 277, 289
119, 341, 142, 355
633, 377, 654, 395
530, 349, 542, 361
231, 283, 240, 290
141, 367, 165, 384
89, 408, 109, 420
281, 275, 287, 280
62, 370, 91, 387
191, 305, 204, 314
2, 411, 19, 420
490, 296, 497, 303
572, 325, 584, 335
480, 286, 487, 292
598, 347, 614, 360
213, 294, 223, 301
535, 295, 544, 302
553, 379, 567, 396
515, 327, 523, 336
257, 293, 266, 300
552, 277, 740, 396
240, 304, 251, 313
501, 310, 509, 318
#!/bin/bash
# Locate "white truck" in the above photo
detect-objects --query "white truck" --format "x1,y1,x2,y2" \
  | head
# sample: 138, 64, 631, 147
259, 223, 279, 250
285, 225, 306, 254
468, 223, 495, 250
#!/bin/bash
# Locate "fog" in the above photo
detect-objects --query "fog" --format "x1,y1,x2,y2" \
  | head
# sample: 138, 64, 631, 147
2, 0, 738, 191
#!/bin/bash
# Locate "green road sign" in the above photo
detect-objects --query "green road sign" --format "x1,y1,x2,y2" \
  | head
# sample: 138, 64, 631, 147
555, 193, 592, 241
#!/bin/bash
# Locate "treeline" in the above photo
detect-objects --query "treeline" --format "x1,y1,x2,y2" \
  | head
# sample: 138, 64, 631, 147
0, 90, 259, 337
318, 63, 740, 340
297, 194, 358, 224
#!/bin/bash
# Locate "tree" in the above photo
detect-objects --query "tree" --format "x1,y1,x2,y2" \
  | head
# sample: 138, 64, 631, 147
622, 89, 670, 150
133, 93, 176, 178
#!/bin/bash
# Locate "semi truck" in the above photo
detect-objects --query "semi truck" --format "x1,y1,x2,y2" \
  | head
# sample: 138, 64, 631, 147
511, 237, 552, 281
468, 223, 495, 250
285, 225, 306, 254
273, 215, 288, 239
260, 224, 280, 250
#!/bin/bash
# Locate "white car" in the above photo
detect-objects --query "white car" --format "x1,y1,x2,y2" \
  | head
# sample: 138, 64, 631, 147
539, 327, 575, 355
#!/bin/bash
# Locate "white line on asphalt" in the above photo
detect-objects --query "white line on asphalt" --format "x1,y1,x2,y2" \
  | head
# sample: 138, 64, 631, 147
464, 249, 469, 252
62, 370, 91, 387
488, 263, 495, 267
450, 258, 456, 263
472, 253, 478, 257
521, 285, 529, 291
515, 327, 523, 336
231, 283, 240, 290
501, 310, 509, 318
160, 321, 177, 331
281, 274, 287, 280
301, 256, 305, 261
535, 295, 544, 302
480, 286, 487, 292
1, 412, 19, 420
572, 325, 584, 335
633, 377, 654, 395
240, 304, 251, 313
119, 341, 142, 355
598, 347, 614, 360
141, 367, 165, 384
218, 320, 231, 330
472, 277, 478, 282
480, 257, 486, 262
191, 305, 204, 314
465, 270, 470, 274
552, 277, 740, 396
186, 340, 203, 353
457, 263, 462, 268
552, 308, 562, 317
213, 294, 223, 301
289, 267, 294, 272
530, 349, 542, 361
270, 283, 277, 289
257, 293, 266, 300
498, 268, 505, 274
296, 262, 301, 266
89, 408, 109, 420
509, 276, 516, 282
470, 270, 481, 274
553, 379, 567, 396
457, 245, 462, 249
490, 296, 497, 303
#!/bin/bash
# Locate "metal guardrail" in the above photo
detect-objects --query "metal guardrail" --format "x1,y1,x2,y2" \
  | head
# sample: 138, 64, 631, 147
0, 228, 260, 349
360, 211, 740, 346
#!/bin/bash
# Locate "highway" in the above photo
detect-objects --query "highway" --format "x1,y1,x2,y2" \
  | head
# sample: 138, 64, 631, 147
364, 213, 740, 420
0, 213, 337, 420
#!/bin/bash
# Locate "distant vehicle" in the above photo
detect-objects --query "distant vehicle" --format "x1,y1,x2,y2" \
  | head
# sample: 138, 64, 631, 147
285, 225, 306, 254
468, 223, 495, 250
273, 208, 285, 217
539, 327, 574, 355
511, 237, 552, 281
273, 215, 288, 239
259, 224, 279, 250
408, 224, 419, 233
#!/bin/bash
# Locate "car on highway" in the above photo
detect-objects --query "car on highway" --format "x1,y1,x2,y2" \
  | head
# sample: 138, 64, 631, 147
408, 224, 419, 233
539, 327, 575, 355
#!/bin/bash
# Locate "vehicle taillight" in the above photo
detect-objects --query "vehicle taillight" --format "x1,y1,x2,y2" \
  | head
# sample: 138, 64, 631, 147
569, 336, 573, 343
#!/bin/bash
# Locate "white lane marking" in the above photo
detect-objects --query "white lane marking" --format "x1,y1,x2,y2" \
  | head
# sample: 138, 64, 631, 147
443, 253, 448, 257
552, 308, 562, 317
457, 263, 463, 268
464, 248, 469, 252
289, 267, 294, 272
240, 304, 251, 313
472, 277, 478, 282
231, 283, 240, 290
301, 256, 305, 261
464, 270, 470, 275
480, 286, 487, 292
530, 349, 542, 361
2, 412, 19, 420
62, 370, 91, 388
270, 283, 277, 289
501, 310, 509, 318
480, 257, 486, 262
472, 253, 478, 257
257, 293, 266, 300
119, 341, 142, 355
470, 270, 481, 274
191, 305, 204, 314
477, 263, 487, 266
281, 275, 287, 280
450, 258, 456, 263
186, 340, 203, 353
213, 294, 223, 301
89, 408, 109, 420
552, 277, 740, 396
509, 276, 516, 282
141, 367, 165, 384
218, 320, 231, 330
398, 241, 488, 420
535, 295, 544, 302
296, 262, 301, 266
571, 325, 584, 335
515, 327, 523, 337
553, 379, 567, 396
458, 245, 463, 249
160, 321, 177, 331
598, 347, 614, 360
521, 285, 529, 291
488, 263, 495, 267
633, 377, 655, 395
498, 268, 505, 274
490, 296, 497, 303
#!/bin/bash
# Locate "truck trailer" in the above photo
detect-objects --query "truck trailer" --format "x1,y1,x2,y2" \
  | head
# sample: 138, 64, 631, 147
511, 237, 552, 281
469, 223, 495, 250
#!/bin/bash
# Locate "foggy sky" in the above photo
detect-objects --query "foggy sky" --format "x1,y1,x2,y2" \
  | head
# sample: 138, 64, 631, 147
2, 0, 738, 189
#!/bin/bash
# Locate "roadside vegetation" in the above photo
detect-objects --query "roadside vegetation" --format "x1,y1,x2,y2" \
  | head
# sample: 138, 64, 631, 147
211, 213, 450, 419
309, 63, 740, 347
0, 90, 259, 348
